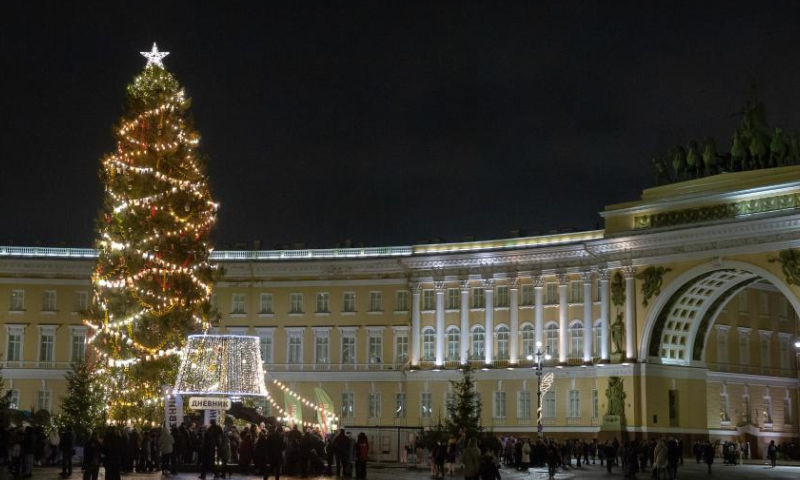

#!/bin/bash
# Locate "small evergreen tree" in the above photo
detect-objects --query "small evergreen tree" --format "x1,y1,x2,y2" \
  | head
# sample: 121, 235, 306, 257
445, 363, 482, 439
59, 361, 105, 442
0, 366, 14, 426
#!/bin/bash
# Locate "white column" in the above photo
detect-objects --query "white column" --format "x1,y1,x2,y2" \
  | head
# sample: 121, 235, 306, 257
624, 266, 637, 362
484, 278, 495, 365
460, 280, 470, 364
509, 276, 520, 365
599, 270, 610, 362
435, 281, 446, 367
411, 282, 421, 367
557, 274, 569, 365
534, 276, 544, 353
582, 272, 593, 364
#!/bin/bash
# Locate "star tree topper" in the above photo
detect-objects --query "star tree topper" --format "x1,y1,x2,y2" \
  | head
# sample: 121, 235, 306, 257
141, 42, 169, 68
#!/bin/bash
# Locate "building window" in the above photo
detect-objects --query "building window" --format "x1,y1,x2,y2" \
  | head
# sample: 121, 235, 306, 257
780, 298, 789, 319
343, 292, 356, 313
716, 330, 729, 364
316, 293, 329, 313
780, 336, 790, 370
341, 335, 356, 364
545, 283, 557, 305
395, 392, 406, 418
259, 293, 273, 314
39, 328, 55, 364
570, 322, 583, 357
422, 327, 435, 361
759, 293, 769, 315
741, 395, 751, 424
447, 289, 459, 309
496, 287, 509, 308
446, 327, 460, 361
289, 293, 304, 314
518, 391, 531, 419
231, 293, 246, 314
592, 389, 599, 419
521, 325, 535, 358
423, 290, 435, 311
287, 336, 303, 364
720, 393, 730, 423
496, 325, 509, 360
521, 285, 534, 306
445, 392, 456, 419
369, 292, 382, 312
395, 291, 408, 311
37, 390, 52, 412
764, 397, 774, 425
493, 391, 506, 418
394, 333, 408, 364
738, 291, 749, 312
10, 290, 24, 311
341, 392, 354, 418
421, 392, 433, 418
259, 334, 273, 364
315, 336, 330, 365
784, 397, 792, 425
594, 279, 602, 302
546, 324, 559, 358
569, 282, 583, 303
42, 291, 57, 311
472, 288, 485, 308
592, 322, 602, 357
369, 392, 381, 418
6, 329, 22, 362
760, 335, 771, 368
74, 291, 88, 312
71, 330, 87, 362
368, 333, 383, 364
739, 332, 750, 365
470, 325, 485, 360
8, 390, 18, 409
568, 390, 580, 419
543, 390, 556, 418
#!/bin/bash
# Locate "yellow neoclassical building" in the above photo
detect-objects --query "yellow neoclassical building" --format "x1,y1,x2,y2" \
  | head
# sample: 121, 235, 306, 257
1, 165, 800, 459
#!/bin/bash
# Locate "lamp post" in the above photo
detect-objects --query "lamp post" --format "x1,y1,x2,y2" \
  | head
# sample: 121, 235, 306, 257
527, 341, 551, 438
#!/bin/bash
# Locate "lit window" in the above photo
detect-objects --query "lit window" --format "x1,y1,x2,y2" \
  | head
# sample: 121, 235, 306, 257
496, 325, 509, 360
395, 392, 406, 418
341, 335, 356, 364
341, 392, 354, 418
422, 327, 435, 361
493, 391, 506, 418
446, 327, 460, 361
10, 290, 24, 311
368, 333, 383, 364
421, 392, 433, 418
470, 325, 485, 360
568, 390, 580, 418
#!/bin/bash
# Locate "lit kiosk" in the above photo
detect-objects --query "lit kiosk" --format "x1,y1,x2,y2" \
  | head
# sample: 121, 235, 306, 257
173, 334, 268, 425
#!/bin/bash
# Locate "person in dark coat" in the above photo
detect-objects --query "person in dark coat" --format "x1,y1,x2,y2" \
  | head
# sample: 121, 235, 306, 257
104, 428, 124, 480
82, 432, 102, 480
332, 430, 350, 477
702, 442, 714, 474
478, 454, 501, 480
199, 420, 222, 480
59, 426, 75, 478
355, 433, 369, 480
264, 426, 285, 480
22, 427, 36, 478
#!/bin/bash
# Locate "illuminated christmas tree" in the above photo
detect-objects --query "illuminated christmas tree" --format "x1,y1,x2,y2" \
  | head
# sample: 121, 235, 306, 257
86, 44, 219, 423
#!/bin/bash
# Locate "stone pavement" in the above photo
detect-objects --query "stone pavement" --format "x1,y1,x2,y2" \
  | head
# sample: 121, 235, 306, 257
9, 462, 800, 480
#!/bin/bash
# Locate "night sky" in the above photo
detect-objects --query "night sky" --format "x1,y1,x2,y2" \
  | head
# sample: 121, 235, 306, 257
3, 2, 800, 250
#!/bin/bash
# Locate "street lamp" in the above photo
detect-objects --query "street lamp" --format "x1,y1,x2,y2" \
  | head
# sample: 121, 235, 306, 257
527, 341, 551, 438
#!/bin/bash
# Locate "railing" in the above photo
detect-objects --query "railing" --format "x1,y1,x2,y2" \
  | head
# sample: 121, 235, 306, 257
0, 361, 72, 370
266, 362, 408, 372
707, 362, 795, 378
491, 418, 507, 427
211, 246, 413, 261
567, 417, 582, 426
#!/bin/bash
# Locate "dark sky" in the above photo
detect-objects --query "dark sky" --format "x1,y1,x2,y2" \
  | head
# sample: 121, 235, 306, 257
3, 2, 800, 249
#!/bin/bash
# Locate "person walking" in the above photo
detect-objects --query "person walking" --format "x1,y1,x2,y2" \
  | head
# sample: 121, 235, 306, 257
159, 425, 174, 476
653, 439, 667, 479
82, 432, 102, 480
59, 426, 75, 478
218, 431, 231, 479
520, 439, 531, 472
478, 454, 501, 480
199, 420, 222, 480
104, 428, 124, 480
264, 426, 285, 480
462, 438, 481, 480
355, 433, 369, 480
702, 442, 714, 474
767, 440, 777, 468
332, 430, 350, 477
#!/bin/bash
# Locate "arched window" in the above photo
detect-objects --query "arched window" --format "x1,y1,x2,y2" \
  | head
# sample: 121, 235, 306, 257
446, 326, 460, 361
471, 325, 485, 360
545, 323, 559, 358
496, 325, 510, 360
521, 324, 535, 358
592, 320, 602, 357
422, 327, 435, 361
570, 322, 583, 357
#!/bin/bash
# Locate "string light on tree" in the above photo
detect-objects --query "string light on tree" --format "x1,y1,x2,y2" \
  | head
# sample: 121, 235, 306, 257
86, 43, 220, 423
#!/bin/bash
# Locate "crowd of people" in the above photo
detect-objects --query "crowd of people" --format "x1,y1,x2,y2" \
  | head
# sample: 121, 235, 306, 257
1, 421, 798, 480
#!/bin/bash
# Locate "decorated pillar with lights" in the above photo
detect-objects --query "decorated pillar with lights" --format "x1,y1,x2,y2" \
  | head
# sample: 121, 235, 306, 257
508, 276, 520, 365
557, 273, 569, 365
86, 43, 220, 423
582, 271, 593, 364
410, 282, 421, 367
533, 275, 545, 354
483, 277, 495, 365
623, 266, 637, 361
459, 279, 470, 364
599, 269, 611, 362
434, 280, 446, 367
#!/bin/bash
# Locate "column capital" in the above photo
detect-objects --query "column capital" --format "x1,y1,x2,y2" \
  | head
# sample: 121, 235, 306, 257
622, 265, 637, 279
597, 268, 611, 281
410, 281, 422, 293
507, 276, 520, 290
434, 280, 447, 292
482, 277, 495, 289
532, 275, 545, 288
556, 273, 570, 285
580, 271, 594, 284
459, 278, 471, 292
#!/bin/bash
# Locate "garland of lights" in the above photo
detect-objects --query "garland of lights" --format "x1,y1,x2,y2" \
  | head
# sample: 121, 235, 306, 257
86, 44, 219, 423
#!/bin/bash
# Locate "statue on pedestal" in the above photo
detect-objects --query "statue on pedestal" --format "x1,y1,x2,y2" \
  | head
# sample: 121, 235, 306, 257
605, 377, 626, 417
611, 312, 624, 355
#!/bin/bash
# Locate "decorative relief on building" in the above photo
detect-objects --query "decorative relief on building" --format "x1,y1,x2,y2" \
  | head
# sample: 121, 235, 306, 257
769, 249, 800, 287
636, 266, 672, 307
633, 192, 800, 230
605, 376, 626, 418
